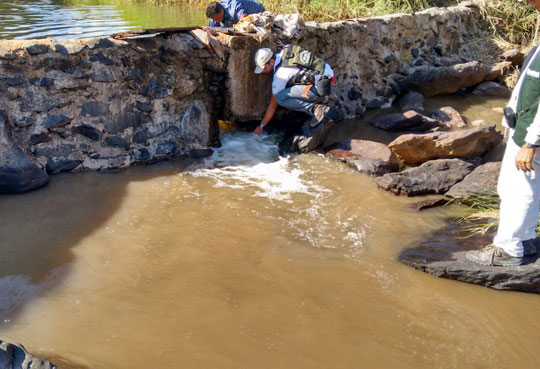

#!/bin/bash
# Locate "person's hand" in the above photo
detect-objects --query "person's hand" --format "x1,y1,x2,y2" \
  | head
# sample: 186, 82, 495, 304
253, 125, 263, 135
515, 145, 536, 172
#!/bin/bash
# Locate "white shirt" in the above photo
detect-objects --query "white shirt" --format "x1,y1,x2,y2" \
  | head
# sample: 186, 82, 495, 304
271, 50, 334, 95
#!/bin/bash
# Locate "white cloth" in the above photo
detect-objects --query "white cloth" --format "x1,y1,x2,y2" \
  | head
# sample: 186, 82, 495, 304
271, 50, 334, 95
494, 137, 540, 256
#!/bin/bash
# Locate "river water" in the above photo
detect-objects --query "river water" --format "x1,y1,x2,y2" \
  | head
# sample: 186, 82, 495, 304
0, 0, 206, 40
1, 94, 540, 368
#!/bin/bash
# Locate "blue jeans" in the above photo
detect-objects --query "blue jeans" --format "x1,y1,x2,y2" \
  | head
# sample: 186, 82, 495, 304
275, 85, 319, 116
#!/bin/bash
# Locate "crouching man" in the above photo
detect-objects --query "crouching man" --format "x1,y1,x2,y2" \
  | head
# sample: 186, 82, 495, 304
253, 45, 341, 152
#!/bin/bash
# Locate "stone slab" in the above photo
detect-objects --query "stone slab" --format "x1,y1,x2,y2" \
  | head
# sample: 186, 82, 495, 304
400, 223, 540, 293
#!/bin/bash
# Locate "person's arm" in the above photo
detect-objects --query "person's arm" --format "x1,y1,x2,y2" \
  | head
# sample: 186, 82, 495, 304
516, 99, 540, 171
254, 94, 277, 135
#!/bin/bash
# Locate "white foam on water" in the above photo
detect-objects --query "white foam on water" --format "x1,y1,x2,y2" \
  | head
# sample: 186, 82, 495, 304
182, 132, 327, 201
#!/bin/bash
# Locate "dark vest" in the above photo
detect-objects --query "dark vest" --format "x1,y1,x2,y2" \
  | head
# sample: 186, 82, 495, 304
514, 46, 540, 146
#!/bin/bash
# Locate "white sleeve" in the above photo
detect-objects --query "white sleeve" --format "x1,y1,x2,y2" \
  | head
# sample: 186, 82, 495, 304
323, 63, 334, 78
525, 101, 540, 145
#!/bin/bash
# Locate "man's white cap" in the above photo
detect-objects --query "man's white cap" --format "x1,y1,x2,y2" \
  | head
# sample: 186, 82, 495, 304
254, 48, 273, 74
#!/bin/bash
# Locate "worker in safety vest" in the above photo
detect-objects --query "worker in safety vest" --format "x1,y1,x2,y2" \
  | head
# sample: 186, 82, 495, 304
253, 46, 340, 152
466, 0, 540, 266
206, 0, 265, 28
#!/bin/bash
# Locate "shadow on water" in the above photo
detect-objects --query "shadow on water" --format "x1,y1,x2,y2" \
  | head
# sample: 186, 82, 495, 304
0, 159, 199, 364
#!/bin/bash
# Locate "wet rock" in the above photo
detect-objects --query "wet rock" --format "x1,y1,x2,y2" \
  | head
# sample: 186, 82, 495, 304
46, 157, 83, 174
104, 136, 130, 149
347, 87, 362, 101
44, 114, 71, 129
189, 148, 214, 158
400, 224, 540, 294
405, 61, 487, 97
473, 81, 511, 98
429, 106, 466, 129
501, 48, 525, 66
407, 197, 448, 211
133, 148, 150, 161
326, 139, 399, 176
388, 125, 503, 164
369, 110, 443, 131
104, 112, 150, 134
81, 101, 110, 117
25, 43, 50, 55
397, 91, 424, 111
375, 158, 475, 196
72, 124, 102, 141
0, 340, 57, 369
0, 111, 48, 193
446, 161, 501, 201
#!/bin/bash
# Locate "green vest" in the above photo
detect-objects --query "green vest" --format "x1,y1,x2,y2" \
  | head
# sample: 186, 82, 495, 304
514, 50, 540, 146
281, 45, 326, 75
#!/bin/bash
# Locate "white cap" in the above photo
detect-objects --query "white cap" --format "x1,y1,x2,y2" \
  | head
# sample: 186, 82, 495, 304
254, 48, 273, 74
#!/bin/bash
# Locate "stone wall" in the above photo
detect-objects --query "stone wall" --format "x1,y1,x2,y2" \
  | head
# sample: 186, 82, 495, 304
226, 2, 484, 120
0, 34, 221, 175
0, 2, 486, 187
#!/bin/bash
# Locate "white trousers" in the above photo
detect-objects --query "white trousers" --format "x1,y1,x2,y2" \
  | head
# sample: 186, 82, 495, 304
493, 137, 540, 256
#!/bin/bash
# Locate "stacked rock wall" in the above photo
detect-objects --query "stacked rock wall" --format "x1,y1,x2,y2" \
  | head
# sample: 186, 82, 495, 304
0, 34, 221, 175
227, 2, 484, 119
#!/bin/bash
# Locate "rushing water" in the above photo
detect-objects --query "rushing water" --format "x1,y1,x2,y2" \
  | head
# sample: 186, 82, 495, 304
1, 96, 540, 368
0, 0, 207, 40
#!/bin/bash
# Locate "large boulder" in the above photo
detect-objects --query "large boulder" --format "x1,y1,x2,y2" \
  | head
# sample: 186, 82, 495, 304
400, 224, 540, 294
375, 158, 475, 196
326, 139, 400, 176
0, 340, 56, 369
396, 91, 424, 111
501, 48, 525, 66
388, 124, 503, 164
0, 110, 48, 193
446, 161, 501, 200
369, 110, 443, 131
429, 106, 466, 129
484, 61, 513, 81
405, 61, 488, 97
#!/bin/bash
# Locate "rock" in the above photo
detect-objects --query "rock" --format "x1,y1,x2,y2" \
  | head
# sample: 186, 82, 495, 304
44, 114, 71, 129
53, 40, 85, 55
483, 140, 506, 162
399, 224, 540, 294
177, 101, 210, 147
4, 76, 23, 87
473, 81, 511, 97
140, 79, 171, 99
429, 106, 466, 128
104, 112, 150, 134
133, 123, 172, 144
46, 157, 83, 174
0, 46, 17, 60
90, 69, 115, 82
407, 197, 448, 211
369, 110, 443, 131
326, 139, 399, 176
470, 119, 486, 127
0, 111, 48, 193
388, 125, 503, 164
446, 161, 501, 200
375, 158, 474, 196
81, 101, 110, 117
501, 48, 525, 66
156, 141, 179, 155
92, 52, 115, 66
104, 136, 130, 149
189, 148, 214, 158
484, 61, 513, 81
72, 124, 102, 141
397, 91, 424, 111
25, 43, 50, 55
405, 61, 488, 97
136, 100, 153, 113
0, 340, 57, 369
30, 133, 51, 145
87, 38, 115, 49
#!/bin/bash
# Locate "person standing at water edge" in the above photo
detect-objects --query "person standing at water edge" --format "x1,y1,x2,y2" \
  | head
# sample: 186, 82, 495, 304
252, 46, 340, 152
466, 0, 540, 267
206, 0, 265, 28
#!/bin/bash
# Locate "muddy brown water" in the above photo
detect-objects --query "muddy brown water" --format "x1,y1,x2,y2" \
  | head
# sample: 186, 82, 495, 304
2, 95, 540, 369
